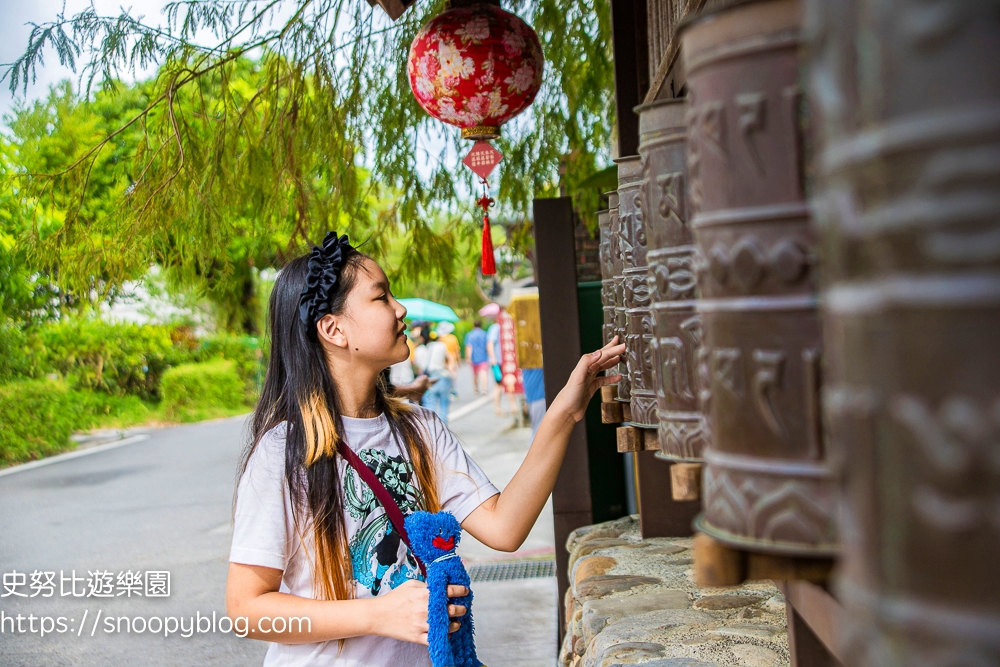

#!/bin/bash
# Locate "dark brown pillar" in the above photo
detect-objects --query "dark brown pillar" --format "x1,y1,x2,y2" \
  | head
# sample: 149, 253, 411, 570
533, 197, 591, 641
611, 0, 650, 157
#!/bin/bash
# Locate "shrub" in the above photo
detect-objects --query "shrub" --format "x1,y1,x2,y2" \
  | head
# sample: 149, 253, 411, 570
72, 391, 153, 430
160, 360, 247, 422
32, 318, 187, 399
0, 379, 79, 466
0, 325, 30, 385
192, 334, 264, 402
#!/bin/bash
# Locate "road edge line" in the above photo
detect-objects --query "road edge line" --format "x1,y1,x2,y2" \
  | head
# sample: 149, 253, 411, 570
0, 434, 152, 478
448, 393, 494, 422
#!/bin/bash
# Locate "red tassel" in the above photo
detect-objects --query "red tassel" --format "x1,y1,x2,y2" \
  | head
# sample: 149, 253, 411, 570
481, 215, 496, 275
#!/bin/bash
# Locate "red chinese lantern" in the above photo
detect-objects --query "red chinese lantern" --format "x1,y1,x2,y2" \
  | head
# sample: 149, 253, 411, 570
407, 2, 544, 275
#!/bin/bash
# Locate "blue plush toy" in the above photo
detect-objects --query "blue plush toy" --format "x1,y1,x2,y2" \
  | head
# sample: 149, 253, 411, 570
404, 510, 484, 667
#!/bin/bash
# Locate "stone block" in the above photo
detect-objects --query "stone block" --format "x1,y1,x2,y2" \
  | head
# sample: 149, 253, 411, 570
575, 575, 662, 602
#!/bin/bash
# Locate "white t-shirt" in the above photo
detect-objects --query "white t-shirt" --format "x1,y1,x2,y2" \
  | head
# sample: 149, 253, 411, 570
228, 406, 500, 667
388, 359, 415, 386
413, 341, 450, 377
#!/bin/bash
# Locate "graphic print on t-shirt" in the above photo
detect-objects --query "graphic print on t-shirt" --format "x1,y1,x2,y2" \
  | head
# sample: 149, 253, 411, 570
344, 448, 423, 596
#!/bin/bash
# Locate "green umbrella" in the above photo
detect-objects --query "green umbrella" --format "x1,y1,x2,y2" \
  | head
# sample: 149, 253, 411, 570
397, 298, 460, 323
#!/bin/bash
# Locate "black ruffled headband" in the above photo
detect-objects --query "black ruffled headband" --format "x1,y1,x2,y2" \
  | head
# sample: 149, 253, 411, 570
298, 231, 354, 333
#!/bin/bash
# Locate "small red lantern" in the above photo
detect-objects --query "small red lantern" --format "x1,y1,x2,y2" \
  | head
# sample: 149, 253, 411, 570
408, 2, 544, 275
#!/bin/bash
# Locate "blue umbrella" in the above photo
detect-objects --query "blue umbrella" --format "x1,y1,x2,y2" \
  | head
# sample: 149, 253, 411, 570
397, 298, 460, 323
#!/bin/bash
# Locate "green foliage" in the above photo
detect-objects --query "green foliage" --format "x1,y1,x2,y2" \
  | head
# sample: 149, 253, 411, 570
71, 391, 154, 430
3, 1, 614, 324
31, 318, 181, 399
0, 378, 158, 467
0, 379, 78, 466
0, 325, 31, 384
192, 334, 264, 402
160, 359, 248, 422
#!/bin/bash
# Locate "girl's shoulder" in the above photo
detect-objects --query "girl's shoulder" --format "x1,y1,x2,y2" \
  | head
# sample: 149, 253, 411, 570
249, 422, 291, 469
402, 404, 449, 441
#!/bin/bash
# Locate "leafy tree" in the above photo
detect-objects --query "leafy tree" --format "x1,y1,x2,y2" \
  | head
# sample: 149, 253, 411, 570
3, 1, 614, 328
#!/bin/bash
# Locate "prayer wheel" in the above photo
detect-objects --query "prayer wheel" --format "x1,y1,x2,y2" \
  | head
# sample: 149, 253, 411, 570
681, 0, 837, 555
609, 189, 631, 403
599, 208, 615, 349
599, 207, 625, 389
618, 156, 658, 427
637, 97, 708, 461
806, 0, 1000, 663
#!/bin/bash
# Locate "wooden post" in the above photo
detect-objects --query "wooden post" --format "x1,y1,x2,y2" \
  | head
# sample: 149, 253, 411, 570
694, 532, 746, 587
616, 426, 644, 452
635, 450, 700, 538
669, 462, 701, 501
777, 581, 847, 667
534, 197, 591, 642
610, 0, 650, 157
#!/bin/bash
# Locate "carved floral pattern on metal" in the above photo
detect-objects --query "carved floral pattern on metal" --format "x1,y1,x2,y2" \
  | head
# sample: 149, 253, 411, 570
407, 4, 544, 134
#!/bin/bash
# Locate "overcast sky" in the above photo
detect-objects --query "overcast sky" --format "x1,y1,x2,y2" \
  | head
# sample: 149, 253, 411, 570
0, 1, 488, 205
0, 0, 176, 115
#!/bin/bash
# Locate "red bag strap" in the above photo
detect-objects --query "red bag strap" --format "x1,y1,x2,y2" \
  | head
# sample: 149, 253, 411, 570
339, 443, 427, 577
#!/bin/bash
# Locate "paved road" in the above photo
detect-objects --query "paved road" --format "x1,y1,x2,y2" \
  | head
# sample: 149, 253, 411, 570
0, 364, 556, 666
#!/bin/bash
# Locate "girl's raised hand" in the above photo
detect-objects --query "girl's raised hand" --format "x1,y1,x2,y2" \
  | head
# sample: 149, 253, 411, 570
550, 336, 626, 423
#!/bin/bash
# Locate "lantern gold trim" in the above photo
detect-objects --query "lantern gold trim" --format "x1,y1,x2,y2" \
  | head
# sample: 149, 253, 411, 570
461, 125, 501, 140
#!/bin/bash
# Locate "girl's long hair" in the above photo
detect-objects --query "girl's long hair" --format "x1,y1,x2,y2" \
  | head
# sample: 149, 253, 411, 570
235, 248, 440, 605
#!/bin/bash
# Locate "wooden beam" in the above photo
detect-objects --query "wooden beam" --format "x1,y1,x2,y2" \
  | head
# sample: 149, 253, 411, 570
367, 0, 416, 21
776, 581, 848, 667
610, 0, 650, 156
643, 0, 709, 103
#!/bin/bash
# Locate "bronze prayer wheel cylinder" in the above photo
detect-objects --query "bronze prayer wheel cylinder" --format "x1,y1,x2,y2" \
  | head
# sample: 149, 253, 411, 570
598, 208, 616, 348
609, 189, 631, 403
806, 0, 1000, 662
637, 97, 709, 461
681, 0, 837, 556
617, 155, 658, 427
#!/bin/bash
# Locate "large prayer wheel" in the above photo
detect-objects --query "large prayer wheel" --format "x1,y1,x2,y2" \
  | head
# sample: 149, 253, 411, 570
609, 189, 630, 403
681, 0, 837, 555
598, 207, 615, 348
618, 156, 658, 427
637, 98, 707, 460
806, 0, 1000, 663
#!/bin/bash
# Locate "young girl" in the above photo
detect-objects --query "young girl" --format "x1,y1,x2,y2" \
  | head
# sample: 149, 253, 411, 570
226, 232, 624, 666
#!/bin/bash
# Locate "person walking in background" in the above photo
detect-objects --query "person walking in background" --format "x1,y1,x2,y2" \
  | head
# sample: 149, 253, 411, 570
521, 367, 546, 442
486, 319, 503, 415
435, 321, 462, 402
463, 320, 490, 395
436, 321, 461, 364
414, 328, 457, 422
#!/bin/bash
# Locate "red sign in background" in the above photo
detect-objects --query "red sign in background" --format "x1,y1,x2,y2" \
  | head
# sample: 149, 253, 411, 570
498, 309, 523, 395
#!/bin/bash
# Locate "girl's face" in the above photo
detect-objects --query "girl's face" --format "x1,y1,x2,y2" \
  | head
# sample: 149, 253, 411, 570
337, 257, 410, 370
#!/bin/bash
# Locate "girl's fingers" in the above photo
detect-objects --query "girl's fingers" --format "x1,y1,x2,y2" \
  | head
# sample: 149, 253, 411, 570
595, 355, 623, 372
448, 604, 467, 617
446, 585, 469, 597
419, 632, 429, 645
595, 374, 622, 388
586, 347, 625, 373
450, 621, 461, 633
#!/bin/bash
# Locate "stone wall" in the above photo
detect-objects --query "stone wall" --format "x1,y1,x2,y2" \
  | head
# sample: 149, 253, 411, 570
574, 214, 602, 284
560, 516, 790, 667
